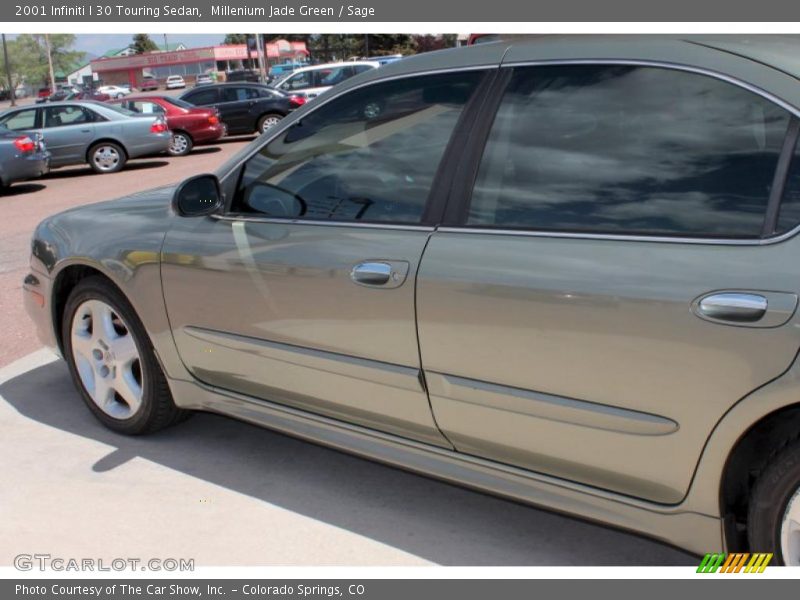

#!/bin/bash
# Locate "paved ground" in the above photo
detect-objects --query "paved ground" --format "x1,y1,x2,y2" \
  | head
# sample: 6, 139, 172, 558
0, 121, 697, 567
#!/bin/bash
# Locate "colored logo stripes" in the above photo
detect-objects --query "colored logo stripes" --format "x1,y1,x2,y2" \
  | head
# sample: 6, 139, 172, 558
697, 553, 773, 573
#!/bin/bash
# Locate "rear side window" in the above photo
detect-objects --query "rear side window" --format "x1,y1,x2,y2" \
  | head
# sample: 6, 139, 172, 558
0, 108, 37, 130
44, 105, 95, 128
232, 70, 485, 224
467, 65, 792, 238
221, 87, 260, 102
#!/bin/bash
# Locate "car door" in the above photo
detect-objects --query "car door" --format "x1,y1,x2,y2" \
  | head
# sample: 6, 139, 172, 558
41, 105, 97, 166
217, 86, 260, 133
161, 69, 488, 446
182, 87, 220, 112
416, 63, 800, 504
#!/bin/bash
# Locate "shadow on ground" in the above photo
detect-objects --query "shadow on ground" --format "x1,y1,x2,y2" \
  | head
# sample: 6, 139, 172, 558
1, 183, 46, 196
1, 361, 696, 566
42, 160, 170, 180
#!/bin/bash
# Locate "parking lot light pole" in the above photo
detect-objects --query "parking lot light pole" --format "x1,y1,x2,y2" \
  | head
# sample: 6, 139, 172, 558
2, 34, 15, 106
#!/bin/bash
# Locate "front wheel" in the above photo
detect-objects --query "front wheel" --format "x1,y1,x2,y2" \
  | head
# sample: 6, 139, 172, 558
258, 113, 283, 134
168, 131, 193, 157
748, 439, 800, 565
62, 276, 189, 435
88, 142, 126, 174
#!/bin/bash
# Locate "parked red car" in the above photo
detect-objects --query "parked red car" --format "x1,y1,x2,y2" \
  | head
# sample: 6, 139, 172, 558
109, 95, 226, 156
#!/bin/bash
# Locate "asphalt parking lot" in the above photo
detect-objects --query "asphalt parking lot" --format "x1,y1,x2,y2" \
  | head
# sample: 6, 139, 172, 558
0, 114, 696, 567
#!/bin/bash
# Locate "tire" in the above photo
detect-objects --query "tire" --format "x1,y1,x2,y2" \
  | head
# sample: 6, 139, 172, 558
257, 113, 283, 134
62, 276, 189, 435
88, 142, 127, 174
167, 131, 193, 157
748, 439, 800, 565
116, 93, 124, 99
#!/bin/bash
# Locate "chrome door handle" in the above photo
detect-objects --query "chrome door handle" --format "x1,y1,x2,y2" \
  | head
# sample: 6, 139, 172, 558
350, 261, 409, 288
697, 293, 768, 323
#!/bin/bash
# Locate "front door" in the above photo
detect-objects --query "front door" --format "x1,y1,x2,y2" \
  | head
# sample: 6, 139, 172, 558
417, 63, 800, 503
161, 69, 487, 445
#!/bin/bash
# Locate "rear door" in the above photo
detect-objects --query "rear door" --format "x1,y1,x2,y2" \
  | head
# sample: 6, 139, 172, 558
417, 63, 800, 503
41, 105, 96, 166
217, 86, 261, 133
161, 69, 488, 446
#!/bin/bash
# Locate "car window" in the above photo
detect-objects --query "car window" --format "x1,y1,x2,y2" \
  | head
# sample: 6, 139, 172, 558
0, 108, 37, 130
318, 65, 355, 86
221, 86, 259, 102
183, 88, 218, 105
354, 64, 375, 74
44, 105, 94, 128
467, 65, 793, 238
232, 70, 485, 224
280, 71, 315, 91
130, 101, 165, 114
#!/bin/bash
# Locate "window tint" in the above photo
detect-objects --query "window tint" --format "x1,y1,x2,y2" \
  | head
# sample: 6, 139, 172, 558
318, 65, 356, 86
468, 65, 792, 238
776, 142, 800, 234
183, 88, 217, 105
233, 71, 484, 224
0, 109, 37, 130
44, 105, 94, 128
221, 86, 259, 102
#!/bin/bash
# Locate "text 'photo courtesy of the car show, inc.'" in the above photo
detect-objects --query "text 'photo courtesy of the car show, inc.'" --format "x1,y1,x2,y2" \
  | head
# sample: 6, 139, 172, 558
5, 0, 800, 596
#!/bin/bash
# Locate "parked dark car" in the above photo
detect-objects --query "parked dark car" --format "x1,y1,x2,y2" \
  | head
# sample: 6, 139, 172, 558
0, 125, 49, 190
225, 69, 260, 83
179, 83, 301, 134
109, 95, 226, 156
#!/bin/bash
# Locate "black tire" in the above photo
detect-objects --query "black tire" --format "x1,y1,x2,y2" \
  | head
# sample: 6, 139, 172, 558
167, 131, 194, 157
747, 439, 800, 564
88, 141, 127, 174
257, 113, 283, 134
62, 276, 189, 435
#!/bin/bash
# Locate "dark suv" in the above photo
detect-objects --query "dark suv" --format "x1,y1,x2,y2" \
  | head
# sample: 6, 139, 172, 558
179, 83, 299, 134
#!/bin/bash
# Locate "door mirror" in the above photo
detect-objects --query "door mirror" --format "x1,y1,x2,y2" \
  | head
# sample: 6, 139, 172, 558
173, 174, 223, 217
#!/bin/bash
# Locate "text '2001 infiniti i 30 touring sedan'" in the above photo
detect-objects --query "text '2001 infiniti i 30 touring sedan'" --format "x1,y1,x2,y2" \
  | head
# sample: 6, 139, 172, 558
22, 36, 800, 563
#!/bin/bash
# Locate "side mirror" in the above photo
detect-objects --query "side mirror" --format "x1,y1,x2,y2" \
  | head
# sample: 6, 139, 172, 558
172, 174, 223, 217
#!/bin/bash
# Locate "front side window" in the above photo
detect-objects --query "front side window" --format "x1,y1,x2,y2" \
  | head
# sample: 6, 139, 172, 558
280, 71, 315, 92
233, 70, 485, 224
468, 65, 792, 238
0, 108, 37, 130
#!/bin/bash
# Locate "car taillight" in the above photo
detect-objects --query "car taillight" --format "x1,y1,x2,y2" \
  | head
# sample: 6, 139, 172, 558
150, 120, 168, 134
208, 115, 219, 125
289, 95, 306, 108
13, 136, 35, 153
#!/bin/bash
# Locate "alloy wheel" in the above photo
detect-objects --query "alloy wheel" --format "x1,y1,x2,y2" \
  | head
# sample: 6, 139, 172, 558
70, 299, 144, 419
92, 145, 121, 172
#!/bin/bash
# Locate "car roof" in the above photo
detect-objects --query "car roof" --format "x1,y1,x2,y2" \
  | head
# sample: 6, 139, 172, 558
292, 61, 381, 73
324, 35, 800, 110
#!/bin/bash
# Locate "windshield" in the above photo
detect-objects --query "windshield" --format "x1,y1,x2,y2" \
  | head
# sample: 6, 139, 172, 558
162, 97, 195, 109
271, 72, 294, 88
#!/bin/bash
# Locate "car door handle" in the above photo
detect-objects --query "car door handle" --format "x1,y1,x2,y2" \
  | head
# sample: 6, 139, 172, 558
697, 293, 767, 323
350, 261, 409, 289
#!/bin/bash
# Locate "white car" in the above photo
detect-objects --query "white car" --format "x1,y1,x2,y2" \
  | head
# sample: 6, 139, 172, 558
272, 61, 380, 99
97, 85, 131, 99
165, 75, 186, 90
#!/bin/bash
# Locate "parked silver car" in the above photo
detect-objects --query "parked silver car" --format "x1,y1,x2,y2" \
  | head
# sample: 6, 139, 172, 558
22, 36, 800, 563
0, 125, 49, 190
0, 101, 171, 174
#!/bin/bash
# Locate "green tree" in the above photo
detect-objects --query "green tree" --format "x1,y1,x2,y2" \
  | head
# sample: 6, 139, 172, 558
223, 33, 248, 45
0, 34, 83, 89
131, 34, 158, 54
